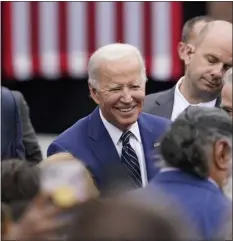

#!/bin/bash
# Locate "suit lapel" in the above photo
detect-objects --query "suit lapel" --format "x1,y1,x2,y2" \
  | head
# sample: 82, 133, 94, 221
88, 107, 120, 168
150, 87, 175, 119
150, 85, 221, 118
138, 115, 162, 180
88, 108, 163, 182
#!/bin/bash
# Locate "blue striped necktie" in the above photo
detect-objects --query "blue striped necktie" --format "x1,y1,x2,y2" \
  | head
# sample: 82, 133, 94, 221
120, 131, 142, 187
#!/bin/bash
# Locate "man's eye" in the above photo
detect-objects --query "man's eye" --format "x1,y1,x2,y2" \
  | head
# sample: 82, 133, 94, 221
109, 87, 121, 92
207, 57, 216, 64
130, 85, 140, 89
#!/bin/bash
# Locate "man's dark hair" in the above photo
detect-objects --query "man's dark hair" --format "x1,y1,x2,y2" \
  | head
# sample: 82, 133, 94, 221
1, 159, 40, 204
181, 15, 213, 43
160, 106, 232, 178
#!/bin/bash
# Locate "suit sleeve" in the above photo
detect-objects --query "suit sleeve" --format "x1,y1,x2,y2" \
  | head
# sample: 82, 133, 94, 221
13, 91, 43, 163
142, 94, 157, 114
47, 141, 67, 157
12, 95, 26, 160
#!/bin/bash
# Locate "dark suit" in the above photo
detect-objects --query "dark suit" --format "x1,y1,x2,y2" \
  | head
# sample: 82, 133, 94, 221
136, 171, 231, 240
143, 86, 221, 119
1, 87, 25, 160
12, 91, 43, 163
47, 107, 170, 190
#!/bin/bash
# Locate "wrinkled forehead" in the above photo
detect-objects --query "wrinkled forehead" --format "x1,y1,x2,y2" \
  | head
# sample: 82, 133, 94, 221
98, 56, 143, 85
199, 33, 232, 61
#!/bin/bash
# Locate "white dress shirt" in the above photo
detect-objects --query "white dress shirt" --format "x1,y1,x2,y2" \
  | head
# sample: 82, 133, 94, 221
99, 110, 148, 187
171, 77, 217, 121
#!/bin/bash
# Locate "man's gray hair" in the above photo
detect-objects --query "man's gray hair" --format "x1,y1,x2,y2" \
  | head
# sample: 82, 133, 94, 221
223, 67, 232, 85
87, 43, 147, 89
160, 106, 232, 178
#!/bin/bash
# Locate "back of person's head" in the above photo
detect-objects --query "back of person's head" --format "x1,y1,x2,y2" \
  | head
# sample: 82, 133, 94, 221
39, 152, 75, 166
67, 198, 192, 241
2, 159, 40, 204
40, 152, 98, 192
39, 152, 99, 206
160, 106, 232, 180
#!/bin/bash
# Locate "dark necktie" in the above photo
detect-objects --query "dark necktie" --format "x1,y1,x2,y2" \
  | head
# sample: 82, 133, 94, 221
120, 131, 142, 187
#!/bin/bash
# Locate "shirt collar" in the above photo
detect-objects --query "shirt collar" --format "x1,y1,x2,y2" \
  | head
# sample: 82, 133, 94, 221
175, 77, 217, 107
208, 177, 219, 188
99, 109, 142, 145
160, 167, 179, 173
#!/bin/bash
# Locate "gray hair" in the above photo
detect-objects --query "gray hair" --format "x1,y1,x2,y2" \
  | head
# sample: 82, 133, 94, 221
87, 43, 147, 89
223, 67, 232, 85
160, 106, 232, 178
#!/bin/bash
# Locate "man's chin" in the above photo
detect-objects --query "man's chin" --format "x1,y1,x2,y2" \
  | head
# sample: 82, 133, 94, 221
114, 118, 138, 131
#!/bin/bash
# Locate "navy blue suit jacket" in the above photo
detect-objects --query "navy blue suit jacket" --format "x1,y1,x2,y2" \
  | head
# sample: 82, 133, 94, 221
142, 171, 231, 239
47, 107, 170, 190
1, 87, 25, 160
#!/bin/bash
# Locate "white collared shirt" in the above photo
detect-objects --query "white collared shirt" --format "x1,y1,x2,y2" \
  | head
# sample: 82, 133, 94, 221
99, 109, 148, 187
171, 77, 217, 121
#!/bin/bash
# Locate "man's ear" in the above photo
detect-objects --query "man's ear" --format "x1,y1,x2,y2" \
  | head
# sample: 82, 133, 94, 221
89, 83, 100, 105
184, 44, 195, 67
177, 42, 186, 61
213, 140, 231, 172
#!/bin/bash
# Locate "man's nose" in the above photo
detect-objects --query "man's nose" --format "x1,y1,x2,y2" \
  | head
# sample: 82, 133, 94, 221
121, 88, 133, 103
211, 63, 224, 79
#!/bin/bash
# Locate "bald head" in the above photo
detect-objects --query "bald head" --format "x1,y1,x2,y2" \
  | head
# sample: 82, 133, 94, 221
183, 20, 232, 103
195, 20, 232, 48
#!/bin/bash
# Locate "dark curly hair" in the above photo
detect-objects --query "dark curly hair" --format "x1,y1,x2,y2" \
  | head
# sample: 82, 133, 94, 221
1, 159, 40, 204
160, 106, 232, 178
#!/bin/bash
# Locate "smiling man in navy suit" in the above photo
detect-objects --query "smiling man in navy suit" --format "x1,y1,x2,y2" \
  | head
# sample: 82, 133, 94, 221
47, 43, 170, 192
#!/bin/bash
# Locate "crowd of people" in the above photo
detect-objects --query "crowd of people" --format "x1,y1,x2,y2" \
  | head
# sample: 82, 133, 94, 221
1, 15, 232, 241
